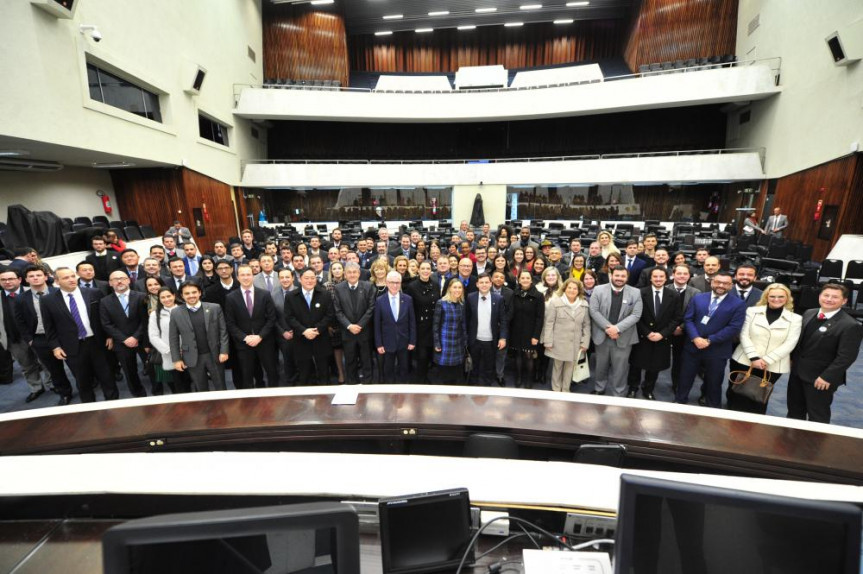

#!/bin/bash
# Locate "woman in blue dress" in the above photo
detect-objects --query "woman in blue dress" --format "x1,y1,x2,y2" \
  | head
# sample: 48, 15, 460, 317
433, 278, 467, 384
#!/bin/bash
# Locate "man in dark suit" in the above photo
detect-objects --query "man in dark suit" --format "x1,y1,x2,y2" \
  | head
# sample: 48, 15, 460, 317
166, 258, 191, 300
169, 281, 230, 392
732, 264, 762, 307
373, 271, 416, 382
465, 274, 508, 386
75, 262, 111, 295
41, 267, 119, 402
333, 262, 376, 384
668, 264, 701, 394
133, 257, 166, 293
627, 268, 682, 400
635, 249, 672, 289
85, 235, 122, 282
455, 258, 478, 294
787, 283, 863, 424
284, 268, 335, 385
370, 240, 394, 267
100, 270, 150, 397
0, 268, 49, 399
271, 268, 298, 386
622, 241, 648, 287
344, 253, 371, 281
7, 247, 37, 275
675, 271, 746, 407
431, 257, 453, 297
225, 264, 279, 388
14, 265, 72, 404
689, 256, 721, 292
491, 270, 514, 386
389, 234, 416, 260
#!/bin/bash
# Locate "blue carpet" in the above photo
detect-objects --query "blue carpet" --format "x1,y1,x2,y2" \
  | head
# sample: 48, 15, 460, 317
1, 347, 861, 429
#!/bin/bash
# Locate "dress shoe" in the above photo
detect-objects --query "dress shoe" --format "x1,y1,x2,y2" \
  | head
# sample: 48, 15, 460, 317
57, 395, 72, 406
697, 395, 707, 406
496, 376, 505, 387
590, 390, 603, 395
25, 389, 45, 403
626, 389, 638, 398
643, 392, 656, 400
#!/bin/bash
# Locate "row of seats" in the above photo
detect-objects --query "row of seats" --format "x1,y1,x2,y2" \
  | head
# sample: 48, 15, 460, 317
61, 216, 157, 253
638, 55, 737, 75
264, 78, 341, 89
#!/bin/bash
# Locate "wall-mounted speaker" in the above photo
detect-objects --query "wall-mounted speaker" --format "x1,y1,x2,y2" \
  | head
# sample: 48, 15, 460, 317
826, 22, 863, 66
184, 65, 207, 95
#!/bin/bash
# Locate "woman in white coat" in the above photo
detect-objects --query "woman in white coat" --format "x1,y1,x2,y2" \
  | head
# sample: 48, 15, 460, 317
728, 283, 802, 414
542, 278, 591, 392
147, 287, 187, 393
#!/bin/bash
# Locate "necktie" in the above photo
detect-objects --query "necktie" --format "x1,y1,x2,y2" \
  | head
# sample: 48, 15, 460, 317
130, 270, 137, 283
481, 296, 487, 301
266, 275, 273, 291
739, 290, 747, 301
708, 297, 719, 316
818, 312, 826, 320
189, 306, 199, 313
245, 289, 254, 316
627, 259, 632, 271
84, 283, 92, 289
119, 293, 128, 317
677, 288, 684, 294
305, 291, 312, 308
391, 296, 399, 320
8, 292, 15, 299
655, 291, 662, 314
68, 294, 88, 339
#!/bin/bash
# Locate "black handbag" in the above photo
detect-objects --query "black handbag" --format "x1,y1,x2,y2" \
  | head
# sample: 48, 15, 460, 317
728, 366, 774, 405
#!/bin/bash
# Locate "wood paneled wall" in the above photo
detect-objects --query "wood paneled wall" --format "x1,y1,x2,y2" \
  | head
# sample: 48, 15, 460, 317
350, 20, 626, 73
112, 168, 239, 253
756, 154, 863, 261
623, 0, 738, 72
263, 5, 349, 87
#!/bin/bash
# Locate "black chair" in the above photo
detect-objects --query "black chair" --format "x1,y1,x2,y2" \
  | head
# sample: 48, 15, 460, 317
71, 223, 89, 232
92, 221, 108, 229
844, 260, 863, 282
818, 259, 844, 283
124, 219, 139, 228
574, 444, 627, 467
93, 215, 110, 227
109, 220, 125, 229
108, 227, 127, 241
74, 216, 92, 226
463, 433, 519, 459
140, 224, 157, 239
124, 226, 144, 241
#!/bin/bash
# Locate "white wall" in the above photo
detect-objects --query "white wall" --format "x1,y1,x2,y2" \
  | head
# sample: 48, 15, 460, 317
236, 64, 780, 123
0, 167, 119, 220
451, 185, 507, 229
0, 0, 263, 185
731, 0, 863, 177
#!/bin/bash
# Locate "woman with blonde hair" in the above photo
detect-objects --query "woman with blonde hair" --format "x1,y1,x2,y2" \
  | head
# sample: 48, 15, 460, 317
597, 230, 619, 259
542, 279, 591, 392
537, 266, 562, 301
728, 283, 802, 414
433, 278, 468, 383
369, 258, 391, 297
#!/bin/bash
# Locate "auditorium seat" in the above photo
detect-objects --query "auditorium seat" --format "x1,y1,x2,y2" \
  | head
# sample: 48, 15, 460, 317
819, 259, 844, 283
844, 260, 863, 282
463, 433, 519, 459
139, 225, 157, 239
73, 216, 92, 226
109, 220, 124, 229
124, 226, 144, 241
71, 223, 89, 232
124, 220, 139, 228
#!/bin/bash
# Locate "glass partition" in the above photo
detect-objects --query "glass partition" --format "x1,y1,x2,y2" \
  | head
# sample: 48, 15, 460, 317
259, 187, 452, 222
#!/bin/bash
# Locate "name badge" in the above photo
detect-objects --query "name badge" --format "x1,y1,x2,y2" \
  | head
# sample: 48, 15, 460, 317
819, 326, 828, 333
623, 300, 628, 305
701, 316, 710, 325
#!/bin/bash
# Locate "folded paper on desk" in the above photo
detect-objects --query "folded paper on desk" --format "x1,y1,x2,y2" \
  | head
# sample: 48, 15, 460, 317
523, 549, 612, 574
332, 387, 359, 405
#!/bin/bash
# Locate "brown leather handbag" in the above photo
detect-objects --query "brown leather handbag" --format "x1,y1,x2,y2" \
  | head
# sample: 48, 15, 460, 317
728, 366, 774, 405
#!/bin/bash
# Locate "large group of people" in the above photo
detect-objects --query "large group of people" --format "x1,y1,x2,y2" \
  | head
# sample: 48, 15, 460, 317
0, 218, 859, 425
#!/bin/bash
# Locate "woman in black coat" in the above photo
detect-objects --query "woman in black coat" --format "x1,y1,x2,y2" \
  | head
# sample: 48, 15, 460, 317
404, 260, 440, 384
509, 269, 545, 389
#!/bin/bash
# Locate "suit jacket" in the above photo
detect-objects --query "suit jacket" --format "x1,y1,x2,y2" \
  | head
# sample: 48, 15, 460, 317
13, 287, 59, 344
99, 290, 149, 354
182, 255, 203, 277
41, 288, 107, 356
430, 272, 453, 297
333, 281, 376, 334
224, 287, 277, 349
689, 274, 714, 293
670, 284, 700, 328
85, 251, 122, 281
283, 285, 335, 355
790, 309, 862, 386
389, 247, 417, 260
77, 278, 111, 295
465, 291, 508, 346
373, 292, 417, 352
357, 251, 374, 270
121, 265, 146, 285
636, 265, 672, 289
253, 272, 280, 296
588, 283, 643, 347
1, 291, 23, 344
270, 286, 296, 336
168, 303, 229, 367
635, 286, 683, 341
733, 286, 763, 308
682, 292, 747, 358
623, 257, 648, 286
203, 280, 239, 310
765, 214, 788, 235
454, 275, 479, 295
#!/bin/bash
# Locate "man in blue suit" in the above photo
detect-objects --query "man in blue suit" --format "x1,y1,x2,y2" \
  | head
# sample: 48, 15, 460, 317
182, 243, 203, 277
374, 271, 416, 383
622, 241, 648, 287
675, 271, 746, 407
465, 273, 508, 386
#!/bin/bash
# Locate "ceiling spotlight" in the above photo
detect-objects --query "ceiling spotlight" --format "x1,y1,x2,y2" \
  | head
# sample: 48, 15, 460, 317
310, 0, 334, 5
504, 22, 524, 27
520, 4, 542, 9
428, 10, 449, 16
415, 28, 434, 33
383, 14, 403, 20
554, 19, 574, 24
475, 7, 497, 13
374, 31, 393, 36
457, 25, 477, 30
566, 1, 590, 6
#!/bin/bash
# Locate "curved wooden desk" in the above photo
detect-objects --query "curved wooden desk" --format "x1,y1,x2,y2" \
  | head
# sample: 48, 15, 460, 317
0, 386, 860, 485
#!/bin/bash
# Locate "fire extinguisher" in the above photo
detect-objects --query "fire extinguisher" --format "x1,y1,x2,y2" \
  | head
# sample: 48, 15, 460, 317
202, 202, 211, 222
814, 198, 824, 221
97, 190, 113, 215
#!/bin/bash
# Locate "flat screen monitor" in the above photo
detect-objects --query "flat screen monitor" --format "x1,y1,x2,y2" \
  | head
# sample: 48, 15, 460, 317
102, 501, 360, 574
379, 488, 474, 574
615, 474, 862, 574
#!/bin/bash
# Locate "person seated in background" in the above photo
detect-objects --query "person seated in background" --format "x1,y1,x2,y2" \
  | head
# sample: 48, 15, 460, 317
165, 220, 192, 246
104, 229, 126, 253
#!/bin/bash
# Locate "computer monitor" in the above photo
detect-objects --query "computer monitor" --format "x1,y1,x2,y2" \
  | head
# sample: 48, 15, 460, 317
102, 501, 360, 574
615, 474, 862, 574
379, 488, 475, 574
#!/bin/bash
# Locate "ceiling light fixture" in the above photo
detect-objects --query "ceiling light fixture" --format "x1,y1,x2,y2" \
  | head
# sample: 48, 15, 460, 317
520, 4, 542, 10
382, 14, 402, 20
457, 25, 476, 30
310, 0, 334, 5
374, 30, 393, 36
428, 10, 449, 16
566, 1, 590, 6
92, 161, 135, 169
504, 22, 524, 27
415, 28, 434, 33
0, 150, 30, 157
475, 7, 497, 13
554, 19, 574, 24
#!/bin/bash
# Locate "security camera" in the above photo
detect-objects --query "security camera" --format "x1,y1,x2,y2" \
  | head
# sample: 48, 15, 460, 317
80, 25, 102, 42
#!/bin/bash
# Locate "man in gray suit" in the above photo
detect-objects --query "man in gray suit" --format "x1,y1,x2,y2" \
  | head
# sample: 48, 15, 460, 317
669, 264, 701, 393
271, 268, 298, 386
169, 281, 229, 392
588, 265, 643, 397
333, 262, 376, 384
689, 256, 721, 293
253, 254, 280, 296
764, 206, 789, 238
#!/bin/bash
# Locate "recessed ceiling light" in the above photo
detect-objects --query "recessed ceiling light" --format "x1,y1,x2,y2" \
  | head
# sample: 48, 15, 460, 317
0, 150, 29, 157
554, 19, 574, 24
566, 1, 590, 6
382, 14, 402, 20
475, 7, 497, 13
415, 28, 434, 33
457, 25, 476, 30
310, 0, 334, 5
520, 4, 542, 9
504, 22, 524, 27
375, 31, 393, 36
92, 161, 135, 169
428, 10, 449, 16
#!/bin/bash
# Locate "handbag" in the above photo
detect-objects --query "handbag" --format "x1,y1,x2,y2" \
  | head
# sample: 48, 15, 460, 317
728, 366, 774, 405
464, 352, 473, 374
572, 350, 590, 383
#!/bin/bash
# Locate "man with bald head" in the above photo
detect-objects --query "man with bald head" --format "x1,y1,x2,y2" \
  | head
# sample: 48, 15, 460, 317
100, 270, 150, 396
689, 256, 721, 293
